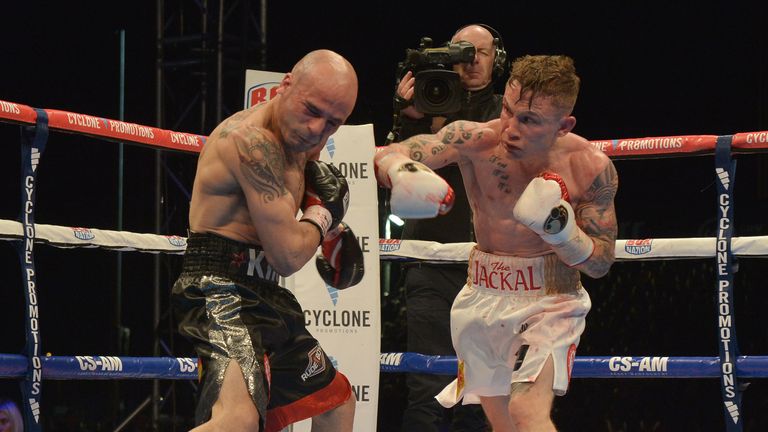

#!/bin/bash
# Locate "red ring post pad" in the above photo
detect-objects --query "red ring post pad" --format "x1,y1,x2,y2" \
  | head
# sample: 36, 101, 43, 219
45, 109, 205, 153
591, 135, 718, 158
591, 132, 768, 159
732, 131, 768, 151
3, 98, 768, 157
0, 99, 205, 154
0, 99, 38, 125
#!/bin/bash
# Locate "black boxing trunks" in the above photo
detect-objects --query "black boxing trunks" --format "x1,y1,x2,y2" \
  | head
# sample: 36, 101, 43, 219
171, 232, 351, 431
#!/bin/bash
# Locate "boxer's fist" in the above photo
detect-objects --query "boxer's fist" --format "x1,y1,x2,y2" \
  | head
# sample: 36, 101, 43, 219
301, 161, 350, 239
513, 172, 594, 266
316, 222, 364, 290
387, 159, 454, 219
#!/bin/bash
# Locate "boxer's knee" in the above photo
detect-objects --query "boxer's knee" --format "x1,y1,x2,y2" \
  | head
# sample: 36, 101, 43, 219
508, 382, 554, 429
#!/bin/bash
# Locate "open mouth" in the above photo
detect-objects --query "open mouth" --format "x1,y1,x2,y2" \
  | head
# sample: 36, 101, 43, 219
501, 140, 520, 154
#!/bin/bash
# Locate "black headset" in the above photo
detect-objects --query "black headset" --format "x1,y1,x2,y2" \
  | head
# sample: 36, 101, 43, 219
452, 23, 508, 81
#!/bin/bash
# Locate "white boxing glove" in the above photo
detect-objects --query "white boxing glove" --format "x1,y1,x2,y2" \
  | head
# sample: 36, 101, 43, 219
378, 153, 455, 219
513, 172, 594, 266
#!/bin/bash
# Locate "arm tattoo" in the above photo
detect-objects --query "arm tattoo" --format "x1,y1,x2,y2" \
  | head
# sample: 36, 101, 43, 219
399, 121, 478, 164
235, 129, 287, 204
575, 162, 619, 275
401, 138, 429, 161
400, 136, 447, 162
440, 122, 473, 145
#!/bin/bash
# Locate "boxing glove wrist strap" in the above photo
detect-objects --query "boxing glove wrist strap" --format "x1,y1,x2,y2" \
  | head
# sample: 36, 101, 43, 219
546, 226, 594, 267
300, 205, 332, 241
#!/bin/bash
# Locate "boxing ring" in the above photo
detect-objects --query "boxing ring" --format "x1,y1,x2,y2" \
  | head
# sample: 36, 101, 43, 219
0, 98, 767, 431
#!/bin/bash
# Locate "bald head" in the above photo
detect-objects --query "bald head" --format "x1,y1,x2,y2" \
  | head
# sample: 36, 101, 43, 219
452, 24, 494, 45
451, 25, 497, 90
273, 50, 358, 152
292, 49, 358, 92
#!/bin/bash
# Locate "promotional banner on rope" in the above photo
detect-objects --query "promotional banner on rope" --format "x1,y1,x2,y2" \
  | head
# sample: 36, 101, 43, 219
245, 70, 381, 432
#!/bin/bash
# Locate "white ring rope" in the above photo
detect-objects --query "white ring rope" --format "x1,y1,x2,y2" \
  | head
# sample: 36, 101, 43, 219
1, 218, 766, 260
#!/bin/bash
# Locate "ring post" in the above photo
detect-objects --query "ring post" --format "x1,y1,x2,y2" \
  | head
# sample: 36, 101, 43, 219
17, 109, 49, 432
714, 135, 742, 431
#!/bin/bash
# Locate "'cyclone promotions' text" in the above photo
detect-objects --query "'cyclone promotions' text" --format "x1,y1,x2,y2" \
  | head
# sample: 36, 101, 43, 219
304, 309, 372, 327
23, 175, 42, 395
329, 162, 369, 179
717, 190, 736, 398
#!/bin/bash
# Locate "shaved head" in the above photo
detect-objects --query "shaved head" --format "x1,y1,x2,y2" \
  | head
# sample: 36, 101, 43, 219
272, 49, 359, 152
292, 49, 358, 94
452, 24, 493, 44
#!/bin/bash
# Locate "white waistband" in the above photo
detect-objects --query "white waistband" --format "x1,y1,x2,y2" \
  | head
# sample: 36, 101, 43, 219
468, 248, 552, 296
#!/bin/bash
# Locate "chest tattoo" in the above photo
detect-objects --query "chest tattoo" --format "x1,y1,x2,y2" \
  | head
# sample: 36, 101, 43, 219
488, 154, 511, 193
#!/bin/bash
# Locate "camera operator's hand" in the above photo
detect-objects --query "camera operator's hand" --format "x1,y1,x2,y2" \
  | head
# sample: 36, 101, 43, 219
397, 71, 425, 119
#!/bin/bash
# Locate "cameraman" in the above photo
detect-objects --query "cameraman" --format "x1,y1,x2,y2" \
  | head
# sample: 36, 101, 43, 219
391, 24, 506, 432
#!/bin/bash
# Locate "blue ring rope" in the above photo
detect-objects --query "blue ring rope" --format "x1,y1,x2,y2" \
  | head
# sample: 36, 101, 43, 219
1, 353, 767, 380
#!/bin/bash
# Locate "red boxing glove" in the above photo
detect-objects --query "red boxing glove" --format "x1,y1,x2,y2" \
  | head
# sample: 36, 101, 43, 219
315, 222, 365, 290
301, 161, 350, 240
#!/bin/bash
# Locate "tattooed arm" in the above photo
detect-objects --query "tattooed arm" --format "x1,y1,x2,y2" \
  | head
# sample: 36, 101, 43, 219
227, 126, 322, 275
571, 160, 619, 278
374, 120, 494, 185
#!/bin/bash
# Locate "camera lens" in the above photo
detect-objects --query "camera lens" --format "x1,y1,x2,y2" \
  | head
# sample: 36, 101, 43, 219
423, 78, 450, 105
413, 69, 462, 114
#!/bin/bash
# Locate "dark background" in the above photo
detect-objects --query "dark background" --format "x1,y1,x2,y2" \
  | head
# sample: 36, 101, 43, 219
1, 1, 768, 431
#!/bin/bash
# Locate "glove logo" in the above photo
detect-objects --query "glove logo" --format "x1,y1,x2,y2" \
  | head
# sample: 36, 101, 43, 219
400, 161, 427, 173
543, 205, 568, 235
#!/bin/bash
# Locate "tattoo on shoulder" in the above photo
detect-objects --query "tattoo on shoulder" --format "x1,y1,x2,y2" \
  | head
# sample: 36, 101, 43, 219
235, 129, 287, 203
217, 111, 250, 139
577, 162, 618, 239
585, 162, 619, 207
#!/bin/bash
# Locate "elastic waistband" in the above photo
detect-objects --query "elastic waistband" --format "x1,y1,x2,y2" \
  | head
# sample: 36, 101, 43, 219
468, 248, 561, 296
182, 232, 280, 284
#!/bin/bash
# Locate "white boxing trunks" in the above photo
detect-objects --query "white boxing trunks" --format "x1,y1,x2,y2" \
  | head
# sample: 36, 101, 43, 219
436, 248, 591, 407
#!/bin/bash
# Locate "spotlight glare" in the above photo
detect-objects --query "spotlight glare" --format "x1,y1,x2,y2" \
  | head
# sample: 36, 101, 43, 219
388, 214, 405, 226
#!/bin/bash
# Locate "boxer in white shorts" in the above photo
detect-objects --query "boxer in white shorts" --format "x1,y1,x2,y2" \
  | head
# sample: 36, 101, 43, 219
436, 248, 591, 407
376, 55, 618, 430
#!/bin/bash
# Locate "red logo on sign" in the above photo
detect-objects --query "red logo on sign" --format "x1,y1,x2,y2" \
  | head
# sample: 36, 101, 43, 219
247, 82, 280, 108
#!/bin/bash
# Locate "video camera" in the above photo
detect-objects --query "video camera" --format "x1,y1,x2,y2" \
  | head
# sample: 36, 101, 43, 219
397, 37, 475, 115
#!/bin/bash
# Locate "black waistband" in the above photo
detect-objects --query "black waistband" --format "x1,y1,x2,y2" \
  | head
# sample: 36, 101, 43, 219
182, 232, 280, 284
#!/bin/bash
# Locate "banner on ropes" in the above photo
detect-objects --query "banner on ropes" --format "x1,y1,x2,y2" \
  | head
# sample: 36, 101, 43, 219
245, 70, 381, 432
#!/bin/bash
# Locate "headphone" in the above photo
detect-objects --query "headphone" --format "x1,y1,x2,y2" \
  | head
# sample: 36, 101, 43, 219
452, 23, 508, 81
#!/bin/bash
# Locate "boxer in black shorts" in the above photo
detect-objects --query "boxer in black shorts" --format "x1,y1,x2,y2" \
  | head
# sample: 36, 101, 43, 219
172, 50, 363, 431
173, 233, 352, 431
